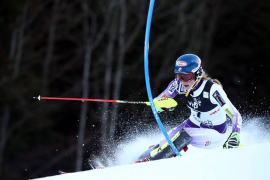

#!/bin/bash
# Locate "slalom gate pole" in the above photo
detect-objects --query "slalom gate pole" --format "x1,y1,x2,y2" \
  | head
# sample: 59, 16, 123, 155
144, 0, 181, 156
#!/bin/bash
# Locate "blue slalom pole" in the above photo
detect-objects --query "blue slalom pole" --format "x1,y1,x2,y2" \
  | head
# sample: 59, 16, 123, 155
144, 0, 181, 157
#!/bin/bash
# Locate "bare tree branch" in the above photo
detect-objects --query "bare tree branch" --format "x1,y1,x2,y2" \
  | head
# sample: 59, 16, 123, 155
109, 0, 127, 138
76, 0, 94, 171
0, 106, 10, 177
101, 5, 118, 147
42, 0, 60, 93
13, 4, 28, 78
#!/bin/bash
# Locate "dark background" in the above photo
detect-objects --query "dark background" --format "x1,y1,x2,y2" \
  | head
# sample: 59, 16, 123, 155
0, 0, 269, 179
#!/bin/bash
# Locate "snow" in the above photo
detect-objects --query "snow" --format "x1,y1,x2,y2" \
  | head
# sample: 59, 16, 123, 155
34, 143, 270, 180
34, 118, 270, 180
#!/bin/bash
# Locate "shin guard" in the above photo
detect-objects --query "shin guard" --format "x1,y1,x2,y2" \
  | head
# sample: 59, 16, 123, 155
150, 128, 192, 160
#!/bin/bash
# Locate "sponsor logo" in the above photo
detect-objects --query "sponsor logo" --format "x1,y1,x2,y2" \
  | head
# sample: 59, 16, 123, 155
210, 108, 220, 115
168, 81, 178, 94
202, 120, 213, 126
176, 61, 187, 66
188, 97, 201, 109
158, 97, 168, 101
205, 141, 211, 146
178, 68, 182, 72
213, 91, 226, 107
203, 91, 209, 98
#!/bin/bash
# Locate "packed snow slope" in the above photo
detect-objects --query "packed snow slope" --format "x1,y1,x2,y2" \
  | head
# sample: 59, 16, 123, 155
35, 142, 270, 180
34, 117, 270, 180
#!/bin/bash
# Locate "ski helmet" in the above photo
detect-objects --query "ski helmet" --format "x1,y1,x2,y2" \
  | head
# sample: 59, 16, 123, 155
174, 54, 203, 82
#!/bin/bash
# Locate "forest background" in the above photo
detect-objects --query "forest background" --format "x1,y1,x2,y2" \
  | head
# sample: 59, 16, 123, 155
0, 0, 269, 179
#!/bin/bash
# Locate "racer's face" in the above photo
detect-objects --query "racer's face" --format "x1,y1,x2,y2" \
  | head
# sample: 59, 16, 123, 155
180, 79, 195, 90
176, 73, 195, 90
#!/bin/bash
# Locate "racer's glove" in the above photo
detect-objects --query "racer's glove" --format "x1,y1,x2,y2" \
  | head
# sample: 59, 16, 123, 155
223, 132, 240, 149
156, 107, 175, 113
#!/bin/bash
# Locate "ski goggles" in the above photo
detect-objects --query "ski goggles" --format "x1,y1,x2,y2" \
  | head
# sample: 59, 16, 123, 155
175, 73, 194, 82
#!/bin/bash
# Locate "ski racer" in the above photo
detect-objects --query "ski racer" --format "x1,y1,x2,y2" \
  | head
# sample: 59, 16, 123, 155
135, 54, 242, 163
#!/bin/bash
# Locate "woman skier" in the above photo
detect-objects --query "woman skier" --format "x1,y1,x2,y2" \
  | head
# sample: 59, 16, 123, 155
135, 54, 242, 163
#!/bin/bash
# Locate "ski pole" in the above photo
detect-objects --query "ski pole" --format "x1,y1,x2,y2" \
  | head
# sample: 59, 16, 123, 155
33, 95, 177, 108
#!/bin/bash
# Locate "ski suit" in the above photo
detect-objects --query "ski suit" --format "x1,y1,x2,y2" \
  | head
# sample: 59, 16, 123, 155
156, 79, 242, 149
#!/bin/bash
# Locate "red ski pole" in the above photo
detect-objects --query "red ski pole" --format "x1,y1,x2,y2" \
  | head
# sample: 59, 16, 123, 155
33, 95, 177, 108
